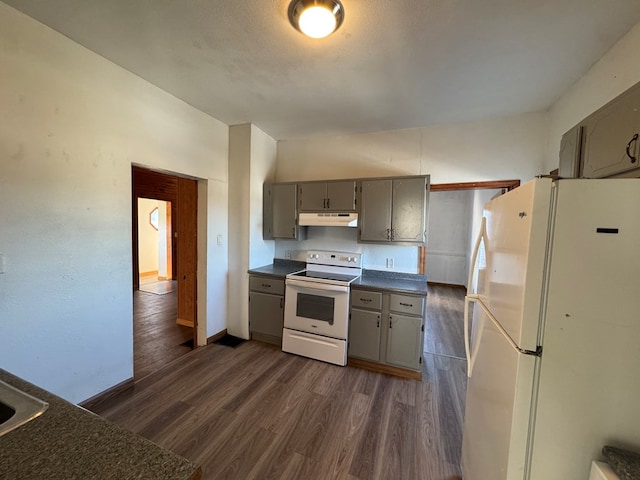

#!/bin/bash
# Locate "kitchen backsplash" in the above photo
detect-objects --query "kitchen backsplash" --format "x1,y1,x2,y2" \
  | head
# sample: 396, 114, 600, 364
274, 226, 421, 273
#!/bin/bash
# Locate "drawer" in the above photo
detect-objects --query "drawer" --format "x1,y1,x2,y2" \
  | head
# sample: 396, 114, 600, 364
249, 276, 285, 295
350, 290, 383, 310
389, 293, 425, 316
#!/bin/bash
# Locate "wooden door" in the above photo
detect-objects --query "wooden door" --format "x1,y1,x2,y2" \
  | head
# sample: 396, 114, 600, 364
176, 177, 197, 338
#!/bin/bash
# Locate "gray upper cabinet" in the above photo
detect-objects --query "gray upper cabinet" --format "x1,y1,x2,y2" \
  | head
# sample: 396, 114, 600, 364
571, 82, 640, 178
264, 183, 304, 240
299, 180, 356, 212
359, 176, 429, 244
558, 125, 583, 178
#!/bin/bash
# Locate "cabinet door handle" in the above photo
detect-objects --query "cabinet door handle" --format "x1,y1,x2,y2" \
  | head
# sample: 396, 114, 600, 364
626, 133, 639, 163
399, 302, 413, 308
389, 316, 393, 328
360, 298, 372, 303
280, 297, 284, 308
386, 228, 391, 240
391, 228, 396, 241
377, 314, 381, 328
323, 198, 327, 209
327, 198, 330, 209
292, 227, 295, 236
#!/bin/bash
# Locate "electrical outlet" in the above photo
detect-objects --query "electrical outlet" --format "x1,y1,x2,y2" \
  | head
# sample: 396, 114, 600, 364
285, 250, 292, 259
386, 258, 394, 269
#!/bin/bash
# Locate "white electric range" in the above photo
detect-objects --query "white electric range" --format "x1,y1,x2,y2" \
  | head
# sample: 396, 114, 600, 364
282, 250, 362, 366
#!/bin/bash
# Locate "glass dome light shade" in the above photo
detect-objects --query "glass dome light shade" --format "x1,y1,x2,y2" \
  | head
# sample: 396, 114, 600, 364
298, 6, 337, 39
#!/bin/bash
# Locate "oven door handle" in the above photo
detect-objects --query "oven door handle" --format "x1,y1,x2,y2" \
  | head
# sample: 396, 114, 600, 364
285, 278, 349, 293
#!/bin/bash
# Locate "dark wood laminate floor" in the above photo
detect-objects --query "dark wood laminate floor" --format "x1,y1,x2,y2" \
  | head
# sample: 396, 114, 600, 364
95, 285, 467, 480
424, 284, 467, 360
134, 287, 193, 380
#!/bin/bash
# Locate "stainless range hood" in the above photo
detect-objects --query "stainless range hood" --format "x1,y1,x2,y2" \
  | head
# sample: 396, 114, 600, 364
298, 212, 358, 227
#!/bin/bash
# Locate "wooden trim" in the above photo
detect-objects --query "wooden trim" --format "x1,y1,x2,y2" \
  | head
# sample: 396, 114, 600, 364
140, 270, 158, 277
176, 317, 195, 328
418, 246, 426, 275
430, 179, 520, 192
78, 377, 134, 411
348, 357, 422, 380
207, 329, 228, 345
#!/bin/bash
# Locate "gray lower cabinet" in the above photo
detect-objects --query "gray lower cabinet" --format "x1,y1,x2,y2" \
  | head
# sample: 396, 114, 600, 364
349, 288, 425, 372
349, 308, 381, 361
387, 313, 423, 370
249, 275, 284, 346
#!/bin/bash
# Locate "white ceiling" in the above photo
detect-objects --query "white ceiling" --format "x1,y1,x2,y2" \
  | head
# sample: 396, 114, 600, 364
4, 0, 640, 140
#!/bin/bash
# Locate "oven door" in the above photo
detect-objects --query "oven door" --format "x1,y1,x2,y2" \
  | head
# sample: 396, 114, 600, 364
284, 278, 349, 339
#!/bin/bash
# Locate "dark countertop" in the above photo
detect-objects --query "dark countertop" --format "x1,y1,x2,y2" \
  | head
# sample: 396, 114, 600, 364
249, 261, 428, 295
603, 446, 640, 480
248, 259, 306, 278
352, 270, 429, 295
0, 370, 201, 480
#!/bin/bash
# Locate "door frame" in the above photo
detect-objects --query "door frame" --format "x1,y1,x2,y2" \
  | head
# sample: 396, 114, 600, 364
418, 179, 521, 274
132, 165, 198, 345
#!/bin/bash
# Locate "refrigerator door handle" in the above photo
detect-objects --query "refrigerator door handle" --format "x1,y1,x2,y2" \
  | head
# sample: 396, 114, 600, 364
473, 295, 542, 357
467, 216, 487, 294
464, 294, 474, 376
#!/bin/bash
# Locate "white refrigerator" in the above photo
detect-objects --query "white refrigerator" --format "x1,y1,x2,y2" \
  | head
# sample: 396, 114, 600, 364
462, 177, 640, 480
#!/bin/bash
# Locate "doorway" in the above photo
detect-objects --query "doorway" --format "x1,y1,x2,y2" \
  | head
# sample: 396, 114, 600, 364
132, 166, 198, 380
424, 179, 520, 361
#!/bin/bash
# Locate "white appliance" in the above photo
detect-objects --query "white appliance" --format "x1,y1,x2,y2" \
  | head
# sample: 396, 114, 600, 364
298, 212, 358, 227
283, 250, 361, 366
462, 178, 640, 480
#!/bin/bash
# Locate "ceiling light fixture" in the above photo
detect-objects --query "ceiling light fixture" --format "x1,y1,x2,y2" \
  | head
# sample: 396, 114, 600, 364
288, 0, 344, 39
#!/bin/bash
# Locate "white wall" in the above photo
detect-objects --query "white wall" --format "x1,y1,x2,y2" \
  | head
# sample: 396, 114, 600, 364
0, 3, 229, 403
137, 198, 160, 275
275, 112, 548, 272
228, 124, 276, 339
426, 190, 473, 285
546, 21, 640, 172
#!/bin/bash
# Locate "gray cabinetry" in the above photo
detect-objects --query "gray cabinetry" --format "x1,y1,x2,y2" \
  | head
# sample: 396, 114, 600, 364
359, 176, 429, 244
349, 288, 425, 372
560, 81, 640, 179
581, 85, 640, 178
249, 275, 285, 346
299, 180, 356, 212
558, 125, 584, 178
349, 290, 383, 362
263, 183, 305, 240
386, 293, 425, 370
349, 309, 381, 361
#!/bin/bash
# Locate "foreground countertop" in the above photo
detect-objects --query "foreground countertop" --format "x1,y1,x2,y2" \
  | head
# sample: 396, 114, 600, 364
0, 370, 201, 480
249, 259, 428, 295
248, 259, 306, 278
353, 270, 428, 295
603, 445, 640, 480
